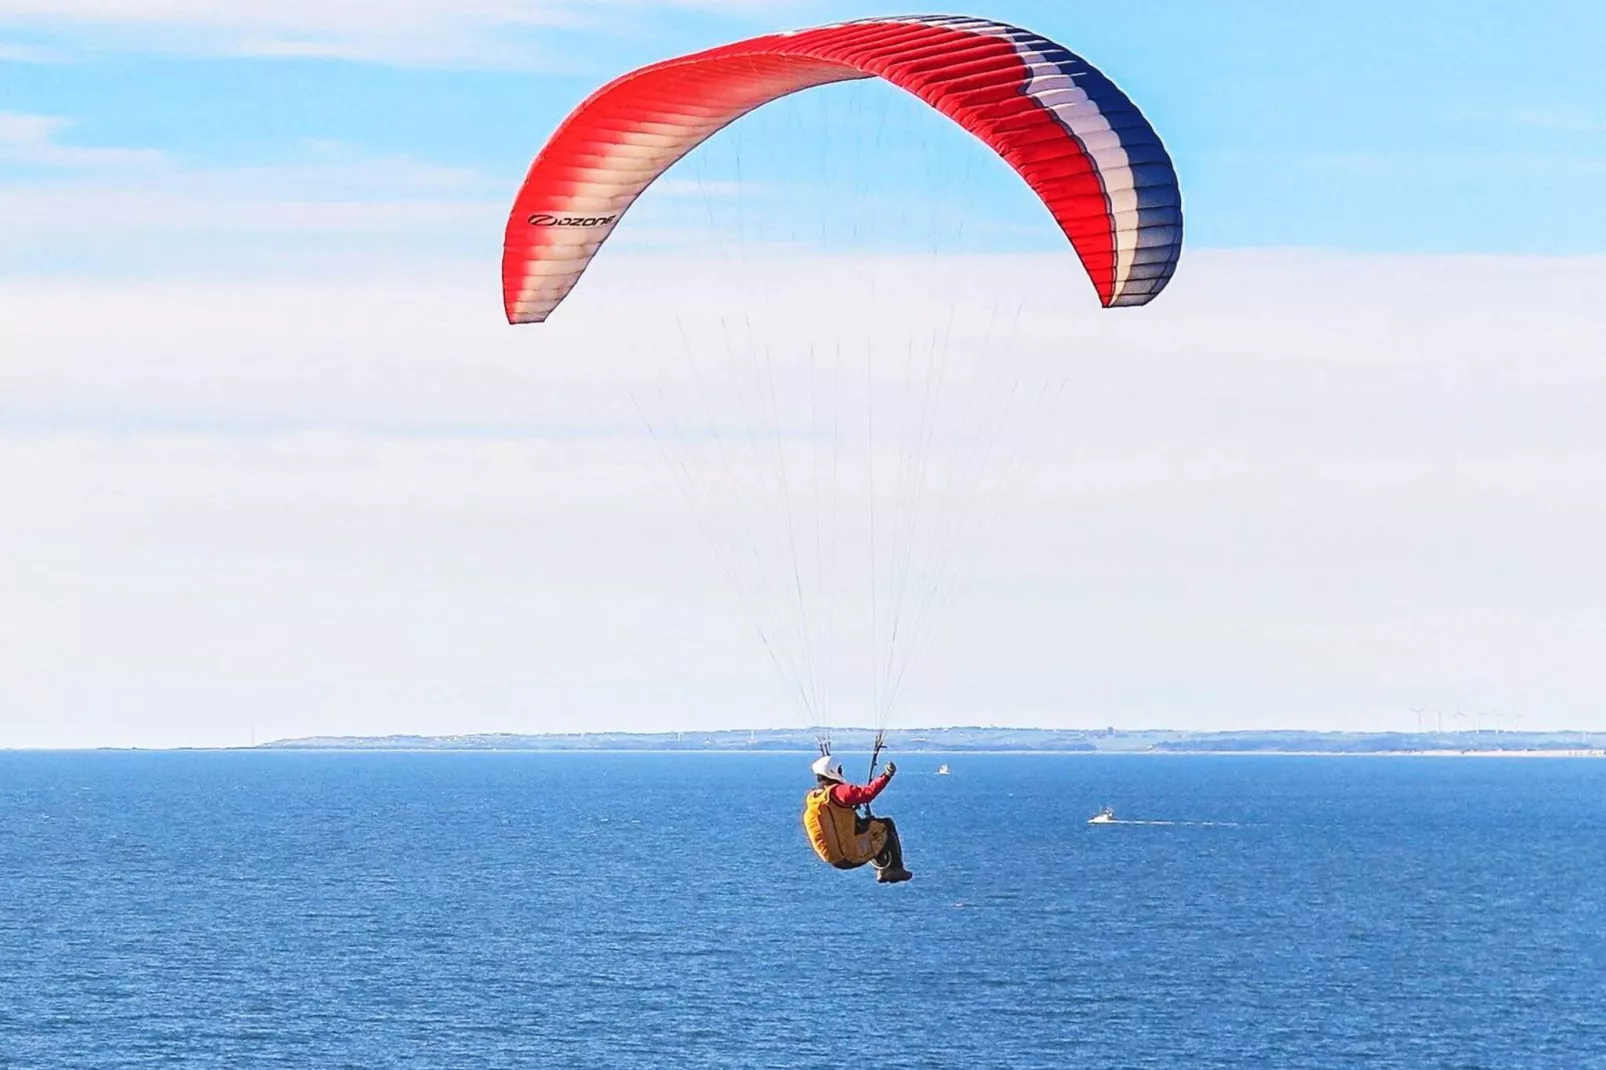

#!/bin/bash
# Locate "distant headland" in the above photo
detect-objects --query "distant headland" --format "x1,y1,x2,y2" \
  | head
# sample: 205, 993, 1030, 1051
259, 727, 1605, 756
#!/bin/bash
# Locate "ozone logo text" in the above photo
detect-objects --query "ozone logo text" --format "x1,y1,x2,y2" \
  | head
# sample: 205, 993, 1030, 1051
528, 213, 618, 227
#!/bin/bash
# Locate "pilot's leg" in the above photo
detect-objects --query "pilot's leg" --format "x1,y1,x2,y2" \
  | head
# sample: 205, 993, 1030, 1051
871, 818, 912, 883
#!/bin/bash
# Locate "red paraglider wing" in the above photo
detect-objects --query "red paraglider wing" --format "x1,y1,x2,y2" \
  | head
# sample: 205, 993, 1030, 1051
503, 15, 1182, 323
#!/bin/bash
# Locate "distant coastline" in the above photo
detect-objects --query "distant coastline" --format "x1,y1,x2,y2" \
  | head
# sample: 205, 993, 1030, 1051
257, 727, 1606, 757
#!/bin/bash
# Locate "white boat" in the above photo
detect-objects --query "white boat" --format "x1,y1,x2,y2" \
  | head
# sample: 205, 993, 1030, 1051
936, 764, 951, 776
1088, 806, 1117, 824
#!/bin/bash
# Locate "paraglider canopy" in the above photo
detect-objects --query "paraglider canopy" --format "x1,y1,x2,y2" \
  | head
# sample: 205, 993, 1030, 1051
503, 15, 1182, 324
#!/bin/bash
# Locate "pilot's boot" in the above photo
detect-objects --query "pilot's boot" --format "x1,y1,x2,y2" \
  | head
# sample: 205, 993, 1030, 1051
873, 819, 913, 884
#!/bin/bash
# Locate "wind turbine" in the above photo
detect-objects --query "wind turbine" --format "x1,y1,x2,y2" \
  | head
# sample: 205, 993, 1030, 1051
1411, 707, 1427, 733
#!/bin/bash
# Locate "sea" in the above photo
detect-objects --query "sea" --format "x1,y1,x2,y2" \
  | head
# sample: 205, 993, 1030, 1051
1, 751, 1602, 1069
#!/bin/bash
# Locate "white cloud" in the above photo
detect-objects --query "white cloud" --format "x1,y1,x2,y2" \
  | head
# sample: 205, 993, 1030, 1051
3, 249, 1605, 746
0, 111, 167, 169
0, 137, 505, 274
0, 40, 60, 60
0, 0, 806, 65
0, 186, 492, 236
1, 118, 498, 256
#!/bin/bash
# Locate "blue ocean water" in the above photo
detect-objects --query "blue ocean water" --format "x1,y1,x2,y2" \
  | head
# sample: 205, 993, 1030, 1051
2, 752, 1603, 1069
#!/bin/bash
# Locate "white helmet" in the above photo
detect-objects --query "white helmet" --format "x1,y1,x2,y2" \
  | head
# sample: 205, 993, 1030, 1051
811, 754, 848, 783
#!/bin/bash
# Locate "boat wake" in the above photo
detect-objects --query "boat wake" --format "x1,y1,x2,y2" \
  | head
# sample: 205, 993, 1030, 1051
1096, 818, 1240, 827
1088, 808, 1239, 828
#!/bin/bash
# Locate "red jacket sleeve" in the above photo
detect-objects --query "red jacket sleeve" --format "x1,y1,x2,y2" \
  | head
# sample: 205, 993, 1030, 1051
829, 772, 891, 808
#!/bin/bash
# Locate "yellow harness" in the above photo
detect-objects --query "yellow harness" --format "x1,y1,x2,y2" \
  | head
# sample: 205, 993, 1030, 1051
802, 786, 887, 868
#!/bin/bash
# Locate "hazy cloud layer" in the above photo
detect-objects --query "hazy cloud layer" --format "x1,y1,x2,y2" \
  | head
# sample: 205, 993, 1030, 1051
4, 249, 1603, 746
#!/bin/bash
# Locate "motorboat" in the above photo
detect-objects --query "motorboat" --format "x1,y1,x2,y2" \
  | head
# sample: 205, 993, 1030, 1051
1088, 806, 1117, 824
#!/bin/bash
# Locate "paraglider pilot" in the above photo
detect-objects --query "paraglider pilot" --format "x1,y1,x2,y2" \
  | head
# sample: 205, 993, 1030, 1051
802, 754, 912, 884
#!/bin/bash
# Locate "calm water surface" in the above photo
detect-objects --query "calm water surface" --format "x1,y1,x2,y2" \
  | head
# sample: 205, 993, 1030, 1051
2, 752, 1603, 1068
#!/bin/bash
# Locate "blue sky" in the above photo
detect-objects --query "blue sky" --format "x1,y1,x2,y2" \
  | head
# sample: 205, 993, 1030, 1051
4, 0, 1604, 278
4, 2, 1606, 746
